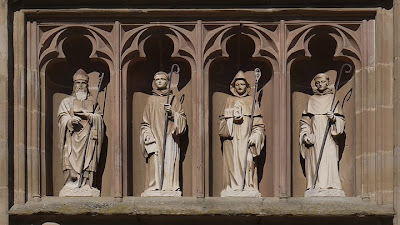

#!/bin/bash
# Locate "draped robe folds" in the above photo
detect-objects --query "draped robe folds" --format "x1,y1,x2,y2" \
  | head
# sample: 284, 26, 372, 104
140, 92, 187, 192
299, 93, 345, 192
58, 95, 104, 186
219, 95, 265, 193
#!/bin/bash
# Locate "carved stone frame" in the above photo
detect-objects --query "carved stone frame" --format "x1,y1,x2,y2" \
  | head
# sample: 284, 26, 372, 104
11, 9, 393, 205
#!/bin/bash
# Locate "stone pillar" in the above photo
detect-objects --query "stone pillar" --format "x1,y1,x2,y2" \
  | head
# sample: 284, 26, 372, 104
393, 0, 400, 224
375, 7, 394, 205
0, 0, 9, 224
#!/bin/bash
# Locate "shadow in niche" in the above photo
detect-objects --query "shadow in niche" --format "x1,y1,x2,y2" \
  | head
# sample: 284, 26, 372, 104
209, 34, 273, 196
45, 35, 110, 196
95, 125, 108, 192
126, 33, 191, 196
179, 125, 189, 194
290, 33, 353, 181
291, 34, 354, 94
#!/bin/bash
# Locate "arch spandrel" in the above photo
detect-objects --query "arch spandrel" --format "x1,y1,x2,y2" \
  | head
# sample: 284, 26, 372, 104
286, 23, 362, 72
38, 25, 116, 72
121, 24, 197, 69
203, 24, 279, 72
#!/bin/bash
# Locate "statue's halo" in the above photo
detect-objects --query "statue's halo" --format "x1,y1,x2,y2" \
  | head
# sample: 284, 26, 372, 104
311, 70, 337, 92
151, 71, 180, 91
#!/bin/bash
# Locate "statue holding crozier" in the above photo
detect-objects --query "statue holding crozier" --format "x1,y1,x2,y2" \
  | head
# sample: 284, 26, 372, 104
219, 70, 265, 197
58, 69, 104, 197
140, 66, 187, 197
299, 71, 346, 197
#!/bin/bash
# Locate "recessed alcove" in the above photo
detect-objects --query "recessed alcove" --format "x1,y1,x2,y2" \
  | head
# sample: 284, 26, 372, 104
124, 33, 192, 196
290, 33, 356, 197
44, 35, 111, 196
208, 34, 274, 197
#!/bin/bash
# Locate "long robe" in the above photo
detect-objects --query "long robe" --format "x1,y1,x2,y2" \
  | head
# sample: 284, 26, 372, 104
140, 92, 187, 192
299, 93, 345, 191
219, 95, 265, 192
58, 95, 104, 186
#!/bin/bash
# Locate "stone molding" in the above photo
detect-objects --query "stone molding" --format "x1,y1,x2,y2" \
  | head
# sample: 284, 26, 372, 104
9, 197, 395, 217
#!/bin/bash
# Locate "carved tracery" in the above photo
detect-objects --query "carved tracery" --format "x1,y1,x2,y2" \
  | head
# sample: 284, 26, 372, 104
121, 25, 196, 71
39, 25, 115, 71
203, 24, 279, 72
286, 24, 362, 73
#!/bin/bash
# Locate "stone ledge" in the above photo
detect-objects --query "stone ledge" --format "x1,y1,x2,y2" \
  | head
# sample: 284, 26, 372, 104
20, 8, 378, 19
9, 197, 395, 217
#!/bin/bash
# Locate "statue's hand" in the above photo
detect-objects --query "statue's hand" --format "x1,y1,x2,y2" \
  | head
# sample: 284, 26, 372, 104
304, 134, 315, 145
164, 103, 175, 120
70, 116, 82, 125
144, 135, 155, 145
248, 134, 257, 146
164, 103, 173, 114
74, 111, 92, 120
233, 105, 243, 121
326, 111, 336, 122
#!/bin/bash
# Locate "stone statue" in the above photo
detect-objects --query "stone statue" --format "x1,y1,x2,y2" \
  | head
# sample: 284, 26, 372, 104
300, 72, 345, 197
140, 71, 187, 197
58, 69, 104, 197
219, 71, 265, 197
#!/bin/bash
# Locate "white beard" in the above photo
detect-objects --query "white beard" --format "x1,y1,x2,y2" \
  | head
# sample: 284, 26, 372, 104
75, 90, 88, 101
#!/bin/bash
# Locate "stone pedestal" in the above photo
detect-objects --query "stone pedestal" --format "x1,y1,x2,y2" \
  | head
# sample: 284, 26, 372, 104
59, 182, 100, 197
220, 189, 261, 198
305, 188, 345, 197
140, 190, 182, 197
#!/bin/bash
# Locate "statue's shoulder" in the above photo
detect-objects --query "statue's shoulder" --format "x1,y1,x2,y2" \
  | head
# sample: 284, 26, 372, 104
224, 96, 236, 105
147, 94, 160, 101
309, 93, 333, 101
61, 95, 75, 103
87, 95, 95, 101
146, 95, 165, 106
226, 95, 239, 102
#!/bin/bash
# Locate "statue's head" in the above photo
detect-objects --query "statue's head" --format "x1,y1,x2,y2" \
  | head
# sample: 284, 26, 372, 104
313, 73, 329, 93
153, 71, 169, 90
72, 69, 89, 100
230, 71, 250, 97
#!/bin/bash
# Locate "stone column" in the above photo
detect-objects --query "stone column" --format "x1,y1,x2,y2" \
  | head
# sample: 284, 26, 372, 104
393, 0, 400, 224
375, 7, 394, 205
0, 0, 9, 224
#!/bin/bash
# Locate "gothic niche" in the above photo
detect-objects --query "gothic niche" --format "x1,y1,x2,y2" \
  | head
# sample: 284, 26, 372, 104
42, 30, 111, 196
121, 27, 192, 196
207, 28, 275, 197
289, 26, 358, 197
